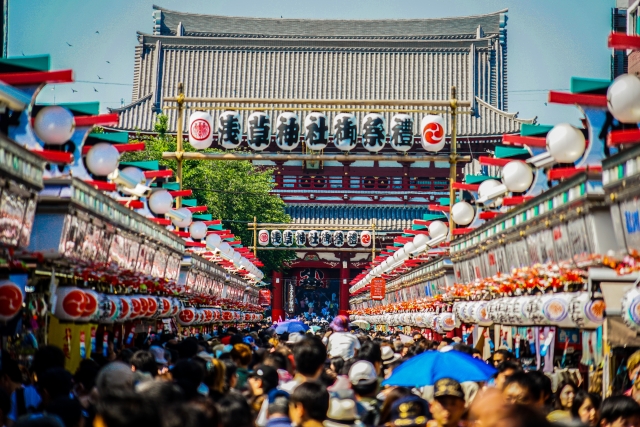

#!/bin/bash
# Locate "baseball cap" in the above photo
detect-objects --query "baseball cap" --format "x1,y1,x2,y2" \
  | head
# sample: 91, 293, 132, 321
249, 364, 280, 393
389, 395, 431, 427
149, 345, 168, 365
348, 361, 377, 385
381, 346, 402, 365
433, 378, 465, 400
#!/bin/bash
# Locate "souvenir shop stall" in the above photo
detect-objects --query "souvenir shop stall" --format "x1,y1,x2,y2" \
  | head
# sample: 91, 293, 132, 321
0, 55, 265, 371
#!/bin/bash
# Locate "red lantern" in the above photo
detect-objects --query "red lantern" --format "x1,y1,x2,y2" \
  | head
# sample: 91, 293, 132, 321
178, 308, 196, 326
138, 297, 149, 318
54, 287, 87, 321
0, 280, 23, 322
147, 297, 159, 318
159, 297, 171, 317
79, 289, 99, 322
129, 296, 142, 319
118, 297, 131, 322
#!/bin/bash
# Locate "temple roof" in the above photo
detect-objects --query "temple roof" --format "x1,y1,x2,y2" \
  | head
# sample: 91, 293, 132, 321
284, 204, 435, 232
152, 5, 507, 39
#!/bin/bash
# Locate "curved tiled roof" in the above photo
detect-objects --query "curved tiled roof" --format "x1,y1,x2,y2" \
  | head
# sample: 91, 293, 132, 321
284, 204, 436, 231
153, 5, 507, 39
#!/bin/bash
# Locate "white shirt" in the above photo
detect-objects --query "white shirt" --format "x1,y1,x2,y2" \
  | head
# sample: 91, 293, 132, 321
327, 332, 361, 359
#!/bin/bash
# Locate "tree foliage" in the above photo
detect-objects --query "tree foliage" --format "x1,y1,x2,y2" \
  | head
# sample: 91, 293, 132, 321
122, 115, 294, 277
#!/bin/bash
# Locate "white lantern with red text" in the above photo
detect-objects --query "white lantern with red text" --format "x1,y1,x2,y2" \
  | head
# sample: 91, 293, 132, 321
188, 111, 214, 149
178, 308, 197, 326
78, 289, 100, 323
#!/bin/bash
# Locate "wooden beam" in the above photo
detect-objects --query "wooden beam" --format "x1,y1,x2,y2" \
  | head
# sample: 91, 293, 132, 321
164, 151, 471, 163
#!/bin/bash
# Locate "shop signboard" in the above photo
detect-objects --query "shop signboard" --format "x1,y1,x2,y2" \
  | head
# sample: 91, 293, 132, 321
370, 278, 386, 300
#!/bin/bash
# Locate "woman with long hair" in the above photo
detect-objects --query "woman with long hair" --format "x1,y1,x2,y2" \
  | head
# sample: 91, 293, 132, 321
547, 380, 577, 423
570, 390, 601, 427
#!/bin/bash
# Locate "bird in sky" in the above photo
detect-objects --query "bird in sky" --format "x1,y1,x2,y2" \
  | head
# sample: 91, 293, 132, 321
93, 87, 98, 92
95, 30, 100, 34
97, 75, 103, 80
21, 51, 25, 56
106, 61, 110, 64
71, 88, 78, 93
66, 42, 72, 46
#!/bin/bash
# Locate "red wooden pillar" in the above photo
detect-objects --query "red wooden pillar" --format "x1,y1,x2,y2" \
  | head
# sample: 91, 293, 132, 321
338, 263, 350, 316
401, 162, 411, 191
342, 162, 352, 189
272, 271, 285, 322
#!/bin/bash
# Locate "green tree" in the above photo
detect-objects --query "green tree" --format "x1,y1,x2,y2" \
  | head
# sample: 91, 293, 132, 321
123, 115, 294, 276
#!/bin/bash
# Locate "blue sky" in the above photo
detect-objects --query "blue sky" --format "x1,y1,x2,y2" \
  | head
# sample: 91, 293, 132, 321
10, 0, 611, 126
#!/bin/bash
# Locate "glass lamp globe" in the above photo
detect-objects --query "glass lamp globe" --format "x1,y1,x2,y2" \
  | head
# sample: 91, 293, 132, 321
428, 220, 449, 240
404, 242, 416, 254
218, 242, 231, 255
451, 201, 475, 226
413, 234, 429, 248
148, 190, 173, 215
502, 161, 533, 193
546, 123, 586, 163
189, 221, 208, 240
121, 167, 146, 185
86, 143, 120, 176
171, 207, 192, 228
33, 106, 75, 145
205, 233, 221, 249
478, 179, 503, 208
607, 73, 640, 124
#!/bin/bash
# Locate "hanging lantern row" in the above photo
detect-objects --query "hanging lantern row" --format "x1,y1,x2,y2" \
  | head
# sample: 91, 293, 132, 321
189, 111, 447, 153
353, 312, 456, 335
177, 307, 263, 326
258, 229, 372, 248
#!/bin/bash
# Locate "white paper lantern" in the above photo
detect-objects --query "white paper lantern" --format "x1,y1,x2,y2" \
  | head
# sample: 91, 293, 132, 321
333, 113, 358, 151
0, 280, 23, 322
86, 143, 120, 176
413, 234, 429, 248
569, 293, 605, 329
333, 231, 345, 247
304, 112, 329, 150
295, 230, 306, 246
258, 230, 270, 246
129, 296, 142, 319
53, 287, 87, 321
308, 230, 320, 247
420, 115, 446, 152
78, 289, 100, 323
389, 114, 414, 152
360, 231, 372, 247
507, 296, 533, 326
622, 287, 640, 333
275, 112, 300, 151
478, 179, 503, 208
33, 106, 75, 145
607, 74, 640, 124
346, 231, 358, 247
148, 190, 173, 215
188, 111, 214, 149
451, 201, 475, 226
232, 251, 242, 264
502, 161, 533, 193
218, 242, 231, 255
147, 297, 160, 318
189, 221, 208, 240
361, 113, 386, 152
546, 123, 586, 163
270, 230, 282, 247
171, 207, 192, 228
159, 297, 172, 318
117, 296, 131, 321
98, 294, 121, 324
437, 313, 456, 332
320, 230, 333, 246
428, 221, 448, 240
206, 233, 222, 249
247, 112, 271, 151
218, 111, 242, 149
178, 307, 196, 326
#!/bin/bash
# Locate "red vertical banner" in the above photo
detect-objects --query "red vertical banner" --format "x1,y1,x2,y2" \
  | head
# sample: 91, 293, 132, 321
259, 289, 271, 306
370, 278, 386, 301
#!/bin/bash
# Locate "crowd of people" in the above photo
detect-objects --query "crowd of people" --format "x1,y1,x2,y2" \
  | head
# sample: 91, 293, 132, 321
0, 314, 638, 427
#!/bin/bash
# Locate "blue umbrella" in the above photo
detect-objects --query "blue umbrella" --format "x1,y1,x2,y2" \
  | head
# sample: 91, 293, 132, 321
382, 350, 496, 387
275, 321, 310, 334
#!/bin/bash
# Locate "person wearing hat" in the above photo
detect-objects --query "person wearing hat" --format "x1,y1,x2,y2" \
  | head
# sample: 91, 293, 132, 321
324, 396, 364, 427
327, 315, 360, 360
149, 345, 169, 375
348, 361, 380, 427
429, 378, 466, 427
249, 365, 281, 415
388, 395, 431, 427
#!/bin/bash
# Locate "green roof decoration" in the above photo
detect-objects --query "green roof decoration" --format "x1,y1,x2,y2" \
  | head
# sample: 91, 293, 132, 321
181, 199, 197, 207
42, 102, 99, 116
520, 123, 553, 137
120, 160, 159, 171
87, 131, 129, 144
0, 55, 50, 72
570, 76, 611, 94
495, 146, 530, 158
193, 214, 212, 220
465, 174, 500, 184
